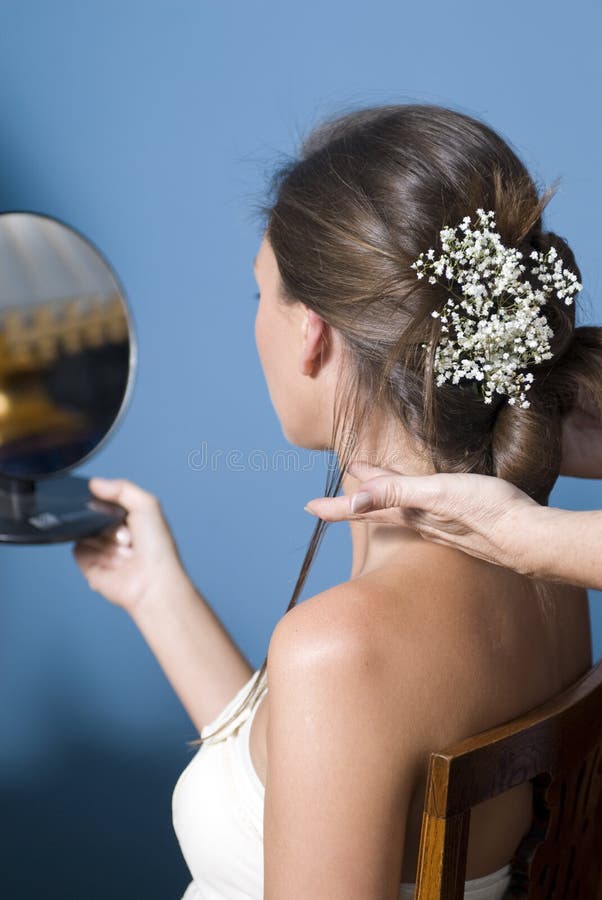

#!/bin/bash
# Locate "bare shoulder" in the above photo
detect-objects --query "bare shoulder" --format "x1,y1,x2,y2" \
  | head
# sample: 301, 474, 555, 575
267, 576, 399, 690
265, 548, 537, 745
266, 573, 445, 752
267, 547, 487, 676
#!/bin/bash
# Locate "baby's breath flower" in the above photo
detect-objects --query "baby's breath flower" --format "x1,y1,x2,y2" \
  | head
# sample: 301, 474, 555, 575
410, 209, 583, 408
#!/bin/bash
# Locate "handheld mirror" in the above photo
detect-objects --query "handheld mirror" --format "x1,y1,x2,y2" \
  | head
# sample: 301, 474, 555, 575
0, 211, 136, 543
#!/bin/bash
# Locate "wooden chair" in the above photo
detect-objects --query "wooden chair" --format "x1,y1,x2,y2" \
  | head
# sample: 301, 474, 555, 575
414, 658, 602, 899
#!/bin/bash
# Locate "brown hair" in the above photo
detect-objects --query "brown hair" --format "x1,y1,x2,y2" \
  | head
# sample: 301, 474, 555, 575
190, 102, 601, 748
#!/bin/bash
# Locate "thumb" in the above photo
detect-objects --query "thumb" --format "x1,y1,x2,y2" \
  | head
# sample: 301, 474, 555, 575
357, 473, 445, 511
88, 477, 121, 498
305, 474, 444, 522
88, 477, 158, 514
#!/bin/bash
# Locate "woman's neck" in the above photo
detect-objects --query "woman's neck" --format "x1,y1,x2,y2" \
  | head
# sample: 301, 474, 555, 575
337, 426, 437, 580
342, 473, 425, 579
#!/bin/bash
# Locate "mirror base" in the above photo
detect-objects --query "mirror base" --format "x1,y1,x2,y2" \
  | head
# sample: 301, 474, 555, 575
0, 474, 127, 544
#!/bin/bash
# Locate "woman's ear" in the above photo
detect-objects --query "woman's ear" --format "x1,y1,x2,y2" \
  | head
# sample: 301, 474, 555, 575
299, 307, 328, 376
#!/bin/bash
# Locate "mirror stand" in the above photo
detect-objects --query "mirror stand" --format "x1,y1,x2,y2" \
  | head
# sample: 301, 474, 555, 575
0, 472, 126, 544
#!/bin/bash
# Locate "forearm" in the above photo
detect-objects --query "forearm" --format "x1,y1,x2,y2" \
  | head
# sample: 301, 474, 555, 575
130, 567, 254, 734
525, 506, 602, 590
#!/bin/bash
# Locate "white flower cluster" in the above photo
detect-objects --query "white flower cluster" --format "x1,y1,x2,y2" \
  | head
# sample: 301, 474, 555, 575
410, 208, 583, 408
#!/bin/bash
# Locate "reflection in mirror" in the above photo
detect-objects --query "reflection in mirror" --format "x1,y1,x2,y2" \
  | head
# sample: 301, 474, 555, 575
0, 213, 131, 479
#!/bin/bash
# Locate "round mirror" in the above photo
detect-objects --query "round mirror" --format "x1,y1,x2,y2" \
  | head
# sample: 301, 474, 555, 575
0, 211, 136, 543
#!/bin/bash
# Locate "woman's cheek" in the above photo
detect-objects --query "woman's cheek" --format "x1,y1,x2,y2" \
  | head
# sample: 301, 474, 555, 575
254, 300, 277, 389
254, 304, 266, 367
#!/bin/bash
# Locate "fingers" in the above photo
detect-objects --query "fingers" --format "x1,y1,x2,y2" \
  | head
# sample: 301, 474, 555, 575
87, 521, 132, 547
74, 528, 133, 559
99, 522, 132, 547
72, 541, 113, 571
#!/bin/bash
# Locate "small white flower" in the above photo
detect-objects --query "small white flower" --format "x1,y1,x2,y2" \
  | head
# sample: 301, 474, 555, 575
410, 209, 583, 408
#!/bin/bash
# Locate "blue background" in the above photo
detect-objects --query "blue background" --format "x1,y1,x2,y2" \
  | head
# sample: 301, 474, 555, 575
0, 1, 600, 896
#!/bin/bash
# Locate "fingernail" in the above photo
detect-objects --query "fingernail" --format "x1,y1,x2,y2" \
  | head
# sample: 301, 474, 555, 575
114, 526, 130, 545
351, 491, 372, 513
304, 504, 318, 516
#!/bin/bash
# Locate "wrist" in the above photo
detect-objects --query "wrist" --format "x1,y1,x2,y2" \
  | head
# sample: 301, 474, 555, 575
503, 500, 552, 580
515, 503, 568, 582
128, 560, 196, 621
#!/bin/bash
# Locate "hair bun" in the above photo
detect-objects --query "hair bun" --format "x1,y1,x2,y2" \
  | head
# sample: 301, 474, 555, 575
491, 400, 561, 502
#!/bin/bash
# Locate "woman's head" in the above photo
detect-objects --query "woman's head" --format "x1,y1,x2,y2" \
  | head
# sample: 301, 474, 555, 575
193, 102, 601, 747
253, 102, 597, 504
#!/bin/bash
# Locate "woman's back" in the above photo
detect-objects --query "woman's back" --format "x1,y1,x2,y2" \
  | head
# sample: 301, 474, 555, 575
249, 539, 591, 883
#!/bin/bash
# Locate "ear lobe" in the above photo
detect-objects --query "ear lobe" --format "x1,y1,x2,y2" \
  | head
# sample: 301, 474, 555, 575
299, 308, 327, 376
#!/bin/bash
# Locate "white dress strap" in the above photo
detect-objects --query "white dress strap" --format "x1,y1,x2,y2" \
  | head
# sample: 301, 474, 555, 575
200, 669, 266, 744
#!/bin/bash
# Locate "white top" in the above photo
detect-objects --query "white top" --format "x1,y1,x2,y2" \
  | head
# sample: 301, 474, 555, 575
172, 669, 513, 900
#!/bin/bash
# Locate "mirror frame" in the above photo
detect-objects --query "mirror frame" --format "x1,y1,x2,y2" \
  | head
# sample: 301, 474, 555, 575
0, 209, 138, 480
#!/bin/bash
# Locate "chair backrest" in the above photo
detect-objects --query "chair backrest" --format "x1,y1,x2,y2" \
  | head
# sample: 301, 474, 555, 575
413, 658, 602, 900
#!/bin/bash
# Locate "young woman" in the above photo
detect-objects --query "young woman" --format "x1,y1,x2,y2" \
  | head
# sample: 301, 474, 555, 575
73, 103, 597, 899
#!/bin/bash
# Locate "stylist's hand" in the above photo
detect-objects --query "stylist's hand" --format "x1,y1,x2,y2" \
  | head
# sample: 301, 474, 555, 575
304, 461, 544, 575
72, 478, 185, 614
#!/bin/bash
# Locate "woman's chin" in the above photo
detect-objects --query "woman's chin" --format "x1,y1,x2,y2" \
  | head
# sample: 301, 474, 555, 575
280, 422, 328, 453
